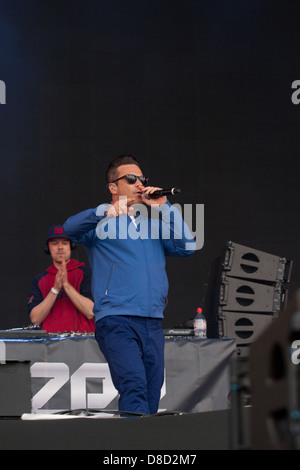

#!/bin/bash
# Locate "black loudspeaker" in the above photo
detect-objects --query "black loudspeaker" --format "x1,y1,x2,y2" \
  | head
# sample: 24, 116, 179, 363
222, 242, 292, 283
204, 242, 292, 353
249, 290, 300, 450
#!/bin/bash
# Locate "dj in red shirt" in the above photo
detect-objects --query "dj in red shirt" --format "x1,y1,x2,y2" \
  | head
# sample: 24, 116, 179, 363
28, 225, 94, 333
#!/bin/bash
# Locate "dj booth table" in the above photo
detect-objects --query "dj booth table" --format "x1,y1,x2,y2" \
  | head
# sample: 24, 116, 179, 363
0, 333, 235, 415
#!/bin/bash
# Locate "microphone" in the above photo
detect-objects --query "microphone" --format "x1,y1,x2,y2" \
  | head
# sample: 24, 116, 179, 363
144, 188, 181, 199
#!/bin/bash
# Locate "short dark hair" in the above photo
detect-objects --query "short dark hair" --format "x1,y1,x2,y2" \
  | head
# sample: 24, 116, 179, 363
106, 155, 141, 184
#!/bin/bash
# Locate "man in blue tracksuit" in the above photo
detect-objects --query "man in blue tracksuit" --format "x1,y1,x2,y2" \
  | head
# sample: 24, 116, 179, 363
63, 155, 196, 416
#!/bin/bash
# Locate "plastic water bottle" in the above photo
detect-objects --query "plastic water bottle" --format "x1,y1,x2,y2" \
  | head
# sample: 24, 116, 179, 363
193, 307, 207, 338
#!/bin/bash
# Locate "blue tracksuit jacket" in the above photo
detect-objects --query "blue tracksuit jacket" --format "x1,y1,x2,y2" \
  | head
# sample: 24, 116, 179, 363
64, 201, 195, 323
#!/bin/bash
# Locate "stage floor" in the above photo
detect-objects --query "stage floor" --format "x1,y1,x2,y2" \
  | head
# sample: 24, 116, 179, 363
0, 409, 230, 450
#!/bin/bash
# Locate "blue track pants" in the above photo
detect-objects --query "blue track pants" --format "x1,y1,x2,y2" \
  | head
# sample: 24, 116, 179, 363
95, 315, 165, 415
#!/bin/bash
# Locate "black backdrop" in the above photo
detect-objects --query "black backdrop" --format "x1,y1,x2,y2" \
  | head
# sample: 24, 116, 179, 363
0, 0, 299, 330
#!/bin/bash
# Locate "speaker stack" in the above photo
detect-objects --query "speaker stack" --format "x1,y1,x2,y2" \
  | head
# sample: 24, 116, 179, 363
249, 290, 300, 449
204, 241, 293, 355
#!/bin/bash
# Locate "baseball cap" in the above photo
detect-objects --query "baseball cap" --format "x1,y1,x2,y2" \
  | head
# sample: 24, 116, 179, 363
46, 225, 71, 242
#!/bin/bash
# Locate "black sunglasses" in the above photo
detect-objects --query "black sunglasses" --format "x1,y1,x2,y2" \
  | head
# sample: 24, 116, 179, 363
111, 174, 149, 186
